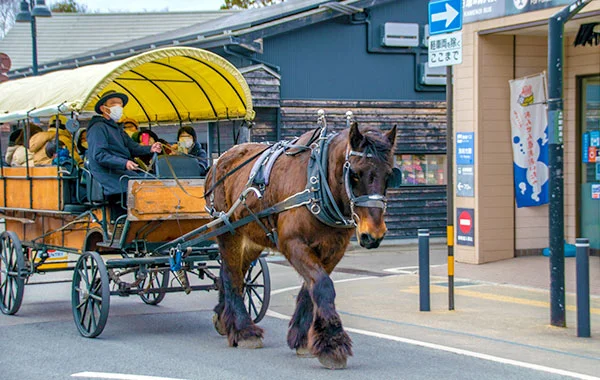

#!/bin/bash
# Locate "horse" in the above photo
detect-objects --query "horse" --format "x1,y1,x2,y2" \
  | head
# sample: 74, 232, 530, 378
205, 121, 397, 369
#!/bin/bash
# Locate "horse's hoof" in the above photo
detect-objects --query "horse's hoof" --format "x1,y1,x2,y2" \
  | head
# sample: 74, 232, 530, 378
212, 313, 227, 336
237, 337, 263, 349
318, 355, 347, 370
296, 347, 315, 358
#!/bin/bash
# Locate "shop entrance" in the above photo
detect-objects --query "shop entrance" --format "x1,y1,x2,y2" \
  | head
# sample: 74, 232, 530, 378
580, 74, 600, 252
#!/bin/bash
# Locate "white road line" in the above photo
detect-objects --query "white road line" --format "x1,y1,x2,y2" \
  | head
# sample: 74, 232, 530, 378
71, 372, 187, 380
270, 276, 377, 295
267, 278, 600, 380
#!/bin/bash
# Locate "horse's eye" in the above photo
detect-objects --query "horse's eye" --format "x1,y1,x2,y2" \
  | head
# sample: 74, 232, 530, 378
350, 171, 360, 183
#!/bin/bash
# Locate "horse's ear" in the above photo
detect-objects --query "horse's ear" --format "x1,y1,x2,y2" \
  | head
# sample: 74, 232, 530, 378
350, 122, 363, 150
386, 125, 397, 147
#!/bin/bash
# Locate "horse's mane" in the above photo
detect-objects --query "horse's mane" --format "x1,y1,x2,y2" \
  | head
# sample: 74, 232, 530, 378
352, 126, 394, 164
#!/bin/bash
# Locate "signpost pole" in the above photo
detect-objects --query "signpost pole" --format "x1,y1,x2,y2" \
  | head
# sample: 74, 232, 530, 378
446, 65, 455, 311
430, 0, 462, 311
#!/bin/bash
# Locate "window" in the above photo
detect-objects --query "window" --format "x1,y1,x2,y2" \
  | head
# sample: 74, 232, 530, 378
396, 154, 446, 186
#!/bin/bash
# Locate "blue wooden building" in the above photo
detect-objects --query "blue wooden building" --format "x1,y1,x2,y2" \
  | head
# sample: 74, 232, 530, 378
9, 0, 448, 238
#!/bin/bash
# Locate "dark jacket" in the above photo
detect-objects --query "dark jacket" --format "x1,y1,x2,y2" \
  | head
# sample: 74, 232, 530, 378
86, 116, 151, 195
188, 142, 208, 173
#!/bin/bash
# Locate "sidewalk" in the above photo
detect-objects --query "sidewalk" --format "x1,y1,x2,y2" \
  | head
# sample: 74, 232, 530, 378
270, 241, 600, 378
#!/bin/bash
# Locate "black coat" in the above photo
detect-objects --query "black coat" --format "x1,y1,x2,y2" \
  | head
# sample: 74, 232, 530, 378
86, 116, 151, 195
188, 142, 208, 173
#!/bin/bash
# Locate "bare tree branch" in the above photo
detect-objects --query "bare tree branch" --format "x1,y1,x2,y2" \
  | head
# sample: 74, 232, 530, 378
0, 0, 20, 39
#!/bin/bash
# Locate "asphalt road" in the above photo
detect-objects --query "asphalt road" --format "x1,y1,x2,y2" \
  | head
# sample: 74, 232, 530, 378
0, 248, 594, 380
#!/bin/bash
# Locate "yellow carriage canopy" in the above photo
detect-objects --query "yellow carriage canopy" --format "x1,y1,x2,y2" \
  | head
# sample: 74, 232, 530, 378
0, 47, 254, 124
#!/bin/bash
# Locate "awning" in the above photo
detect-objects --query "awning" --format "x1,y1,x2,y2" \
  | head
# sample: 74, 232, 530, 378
0, 47, 254, 124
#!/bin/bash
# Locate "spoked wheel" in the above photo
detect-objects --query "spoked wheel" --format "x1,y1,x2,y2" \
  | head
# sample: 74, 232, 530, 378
138, 267, 169, 305
243, 257, 271, 323
72, 251, 110, 338
0, 231, 26, 315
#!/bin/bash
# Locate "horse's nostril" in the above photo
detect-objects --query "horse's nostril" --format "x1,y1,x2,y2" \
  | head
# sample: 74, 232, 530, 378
360, 233, 371, 243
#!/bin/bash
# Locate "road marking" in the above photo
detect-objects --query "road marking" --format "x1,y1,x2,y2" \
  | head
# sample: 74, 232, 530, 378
383, 265, 444, 274
270, 276, 377, 295
71, 372, 187, 380
401, 286, 600, 314
268, 277, 600, 380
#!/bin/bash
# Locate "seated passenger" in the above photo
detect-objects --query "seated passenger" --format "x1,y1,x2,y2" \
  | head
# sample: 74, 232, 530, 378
5, 124, 42, 167
132, 129, 171, 164
172, 126, 208, 174
121, 117, 139, 138
45, 140, 71, 167
29, 116, 82, 166
75, 128, 88, 159
86, 90, 161, 199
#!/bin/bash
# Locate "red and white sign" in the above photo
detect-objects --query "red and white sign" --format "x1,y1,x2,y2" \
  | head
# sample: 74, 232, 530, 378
457, 208, 474, 246
458, 211, 472, 234
0, 53, 11, 73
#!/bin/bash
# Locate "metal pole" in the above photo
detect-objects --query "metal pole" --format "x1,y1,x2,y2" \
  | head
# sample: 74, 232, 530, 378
418, 228, 430, 312
547, 0, 590, 328
446, 65, 455, 311
30, 3, 38, 76
576, 238, 590, 338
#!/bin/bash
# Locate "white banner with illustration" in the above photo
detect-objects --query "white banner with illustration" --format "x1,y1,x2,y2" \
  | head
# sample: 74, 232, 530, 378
509, 73, 549, 208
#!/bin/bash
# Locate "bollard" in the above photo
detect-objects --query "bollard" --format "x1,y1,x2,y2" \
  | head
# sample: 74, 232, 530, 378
418, 229, 430, 312
576, 238, 591, 338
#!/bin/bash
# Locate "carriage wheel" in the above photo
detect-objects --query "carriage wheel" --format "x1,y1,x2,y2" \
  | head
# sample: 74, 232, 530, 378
72, 251, 110, 338
0, 231, 26, 315
243, 257, 271, 323
138, 267, 169, 305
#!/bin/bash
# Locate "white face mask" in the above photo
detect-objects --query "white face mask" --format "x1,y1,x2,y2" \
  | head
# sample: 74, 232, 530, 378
107, 105, 123, 122
179, 137, 193, 149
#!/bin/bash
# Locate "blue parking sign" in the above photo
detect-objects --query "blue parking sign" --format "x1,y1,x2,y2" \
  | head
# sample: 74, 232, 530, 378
429, 0, 463, 35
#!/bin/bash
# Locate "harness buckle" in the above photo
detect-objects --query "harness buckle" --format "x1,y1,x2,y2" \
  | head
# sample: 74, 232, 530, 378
310, 202, 321, 215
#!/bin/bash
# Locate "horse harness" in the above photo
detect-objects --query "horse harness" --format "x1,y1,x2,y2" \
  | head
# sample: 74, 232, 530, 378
202, 125, 388, 247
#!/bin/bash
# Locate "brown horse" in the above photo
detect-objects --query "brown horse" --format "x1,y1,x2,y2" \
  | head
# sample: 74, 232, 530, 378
205, 122, 397, 369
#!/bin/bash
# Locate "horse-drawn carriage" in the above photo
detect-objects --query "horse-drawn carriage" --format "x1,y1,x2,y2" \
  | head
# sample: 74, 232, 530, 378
0, 47, 270, 338
1, 46, 403, 369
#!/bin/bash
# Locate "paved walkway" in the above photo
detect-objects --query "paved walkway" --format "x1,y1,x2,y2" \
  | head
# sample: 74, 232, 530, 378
269, 242, 600, 378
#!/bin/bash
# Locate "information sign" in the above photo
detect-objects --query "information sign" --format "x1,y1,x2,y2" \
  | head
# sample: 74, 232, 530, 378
428, 31, 462, 68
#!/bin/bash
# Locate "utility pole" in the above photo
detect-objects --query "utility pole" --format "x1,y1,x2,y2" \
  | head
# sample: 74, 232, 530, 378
546, 0, 590, 327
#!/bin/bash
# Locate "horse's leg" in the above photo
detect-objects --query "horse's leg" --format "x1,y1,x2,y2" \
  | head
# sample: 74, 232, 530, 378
212, 274, 227, 336
217, 235, 264, 348
287, 282, 314, 357
281, 239, 352, 369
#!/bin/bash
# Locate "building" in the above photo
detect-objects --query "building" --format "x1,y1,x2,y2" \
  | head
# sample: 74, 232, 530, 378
0, 10, 237, 72
453, 0, 600, 263
3, 0, 449, 239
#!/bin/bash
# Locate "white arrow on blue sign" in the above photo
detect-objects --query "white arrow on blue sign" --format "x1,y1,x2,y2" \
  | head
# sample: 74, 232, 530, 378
428, 0, 462, 35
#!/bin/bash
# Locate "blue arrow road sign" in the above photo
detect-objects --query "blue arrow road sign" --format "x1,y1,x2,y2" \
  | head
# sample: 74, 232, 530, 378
429, 0, 462, 35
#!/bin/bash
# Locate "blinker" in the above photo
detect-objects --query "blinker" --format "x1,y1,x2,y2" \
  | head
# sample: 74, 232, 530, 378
386, 167, 403, 188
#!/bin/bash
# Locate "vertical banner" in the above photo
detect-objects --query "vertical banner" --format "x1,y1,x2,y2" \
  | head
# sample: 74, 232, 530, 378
509, 73, 549, 208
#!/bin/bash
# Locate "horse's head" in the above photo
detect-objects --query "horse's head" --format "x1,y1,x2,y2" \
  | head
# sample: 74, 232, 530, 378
344, 122, 398, 249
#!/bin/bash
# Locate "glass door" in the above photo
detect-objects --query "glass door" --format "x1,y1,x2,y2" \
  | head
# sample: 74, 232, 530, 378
580, 75, 600, 250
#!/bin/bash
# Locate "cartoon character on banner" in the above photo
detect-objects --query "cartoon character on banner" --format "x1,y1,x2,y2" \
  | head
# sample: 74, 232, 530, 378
512, 84, 549, 206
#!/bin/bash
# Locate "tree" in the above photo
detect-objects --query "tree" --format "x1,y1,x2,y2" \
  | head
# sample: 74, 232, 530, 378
0, 0, 19, 39
50, 0, 87, 13
221, 0, 285, 10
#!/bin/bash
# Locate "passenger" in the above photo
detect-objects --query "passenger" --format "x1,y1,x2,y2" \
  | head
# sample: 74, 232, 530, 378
45, 140, 71, 167
75, 128, 88, 159
5, 124, 42, 167
29, 115, 81, 166
86, 90, 161, 199
132, 129, 174, 163
173, 126, 208, 174
121, 117, 139, 138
